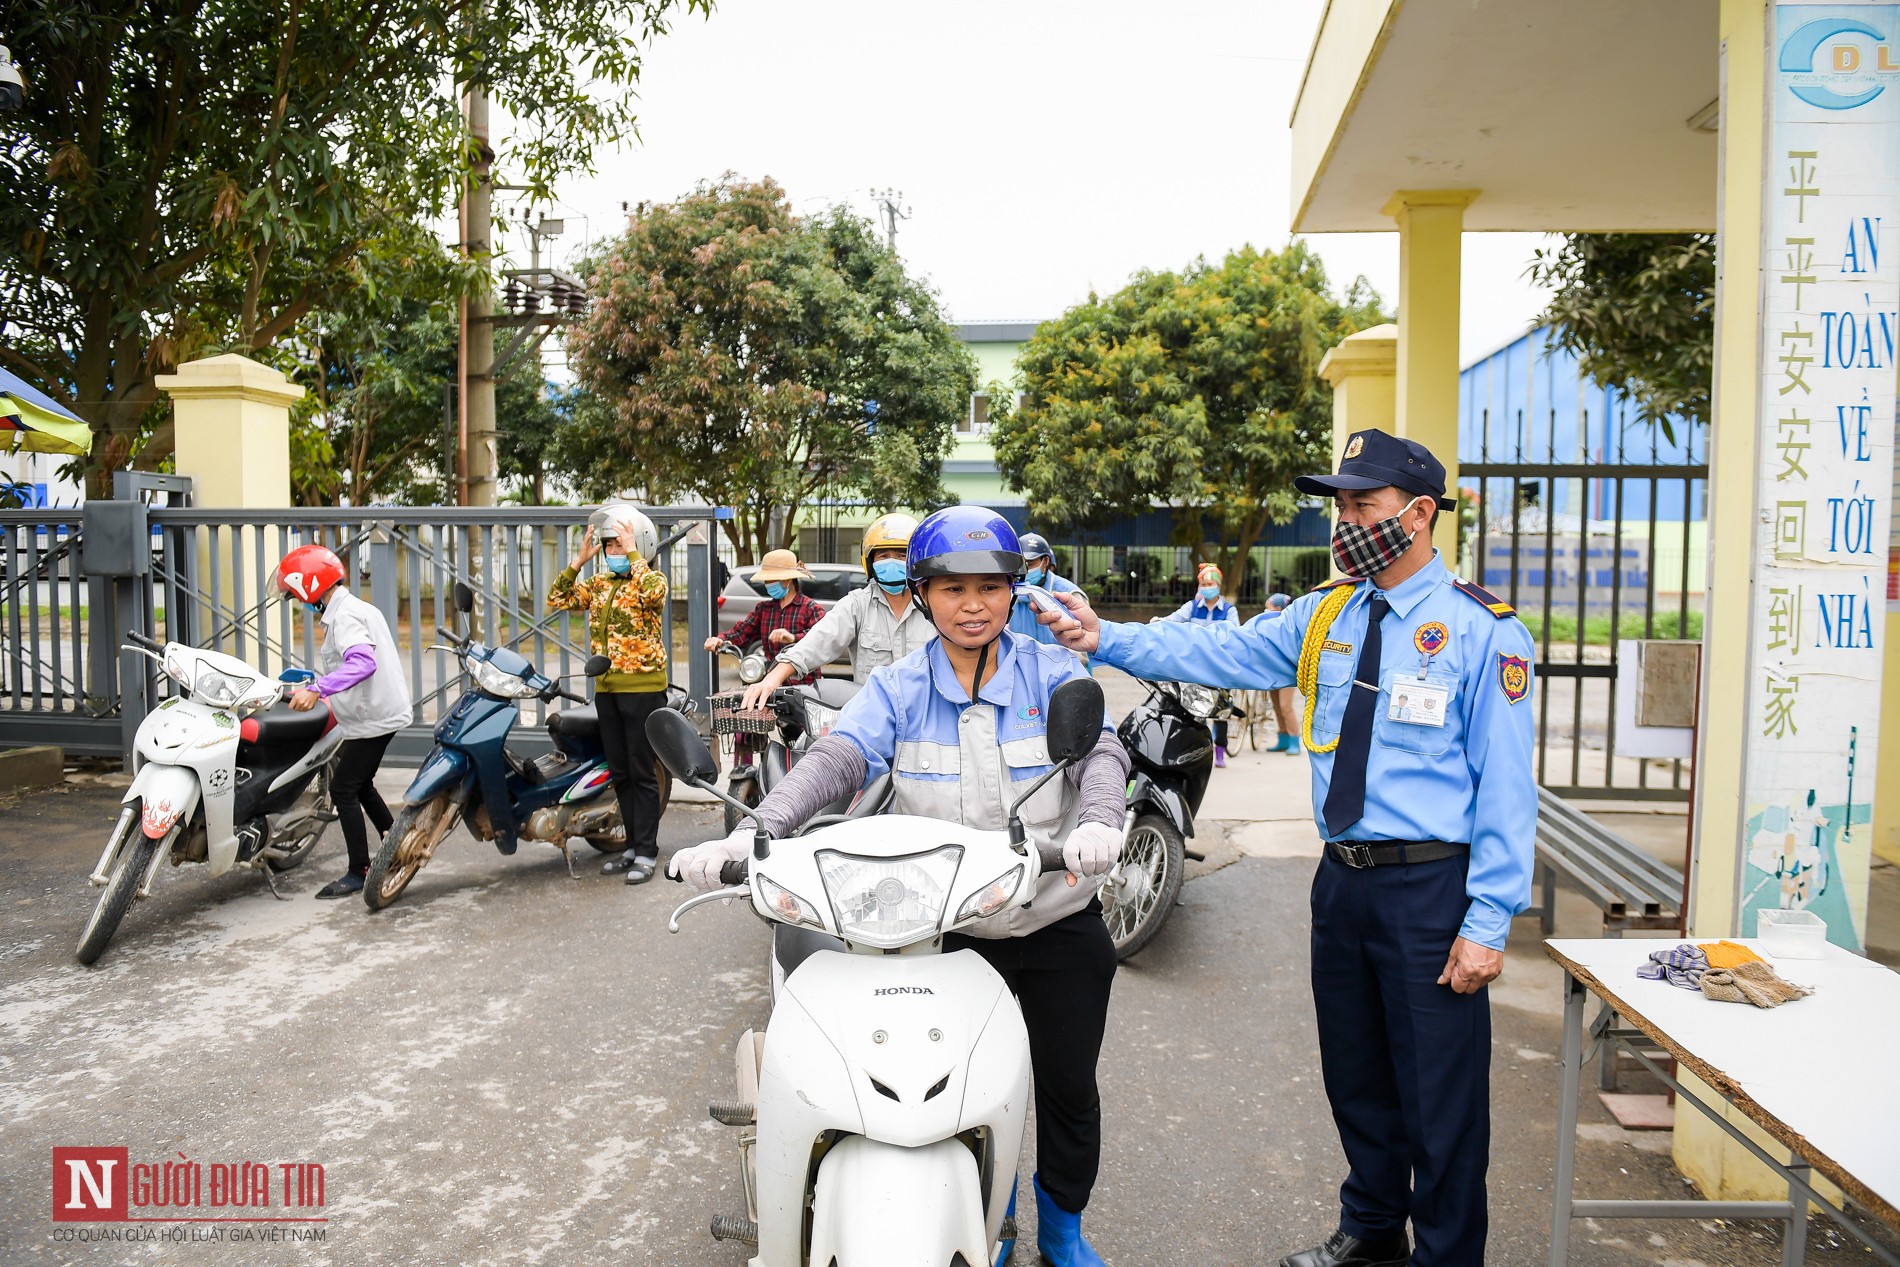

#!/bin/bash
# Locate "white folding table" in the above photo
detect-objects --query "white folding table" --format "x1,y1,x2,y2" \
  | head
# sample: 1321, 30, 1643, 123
1545, 937, 1900, 1267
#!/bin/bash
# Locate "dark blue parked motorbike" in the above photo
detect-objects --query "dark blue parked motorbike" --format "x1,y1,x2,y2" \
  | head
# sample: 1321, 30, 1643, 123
364, 582, 679, 910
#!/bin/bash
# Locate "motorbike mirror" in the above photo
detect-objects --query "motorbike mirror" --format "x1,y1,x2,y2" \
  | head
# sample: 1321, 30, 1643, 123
453, 581, 475, 614
645, 708, 719, 785
1044, 677, 1106, 763
583, 654, 611, 678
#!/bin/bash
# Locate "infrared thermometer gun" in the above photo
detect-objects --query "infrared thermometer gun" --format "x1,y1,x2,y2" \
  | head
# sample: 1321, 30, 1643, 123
1013, 583, 1072, 621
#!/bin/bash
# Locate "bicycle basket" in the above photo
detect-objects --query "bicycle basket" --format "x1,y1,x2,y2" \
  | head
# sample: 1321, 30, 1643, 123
709, 691, 776, 736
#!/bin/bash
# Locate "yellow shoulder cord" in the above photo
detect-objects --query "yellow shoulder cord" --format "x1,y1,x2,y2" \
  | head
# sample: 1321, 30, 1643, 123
1296, 585, 1357, 753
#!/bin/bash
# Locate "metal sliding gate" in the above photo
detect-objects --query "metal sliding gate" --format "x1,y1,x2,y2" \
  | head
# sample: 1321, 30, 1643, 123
1463, 441, 1707, 802
0, 493, 723, 765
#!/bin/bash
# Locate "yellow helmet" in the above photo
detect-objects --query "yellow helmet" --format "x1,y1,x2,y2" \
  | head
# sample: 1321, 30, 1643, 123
861, 513, 920, 578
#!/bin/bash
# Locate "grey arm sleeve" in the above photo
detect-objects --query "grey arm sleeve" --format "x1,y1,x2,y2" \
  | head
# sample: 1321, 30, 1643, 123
751, 735, 869, 838
1069, 734, 1131, 829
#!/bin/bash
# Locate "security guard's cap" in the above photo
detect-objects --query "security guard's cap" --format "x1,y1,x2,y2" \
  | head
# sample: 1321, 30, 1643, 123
1295, 429, 1457, 512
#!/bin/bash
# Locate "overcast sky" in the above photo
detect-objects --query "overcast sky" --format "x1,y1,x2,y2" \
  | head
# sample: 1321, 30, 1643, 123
526, 0, 1556, 370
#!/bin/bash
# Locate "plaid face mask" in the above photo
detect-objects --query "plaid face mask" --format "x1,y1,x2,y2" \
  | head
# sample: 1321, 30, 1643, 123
1331, 499, 1425, 578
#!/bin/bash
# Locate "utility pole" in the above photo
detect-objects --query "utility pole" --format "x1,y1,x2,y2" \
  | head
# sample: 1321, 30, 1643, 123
458, 77, 497, 507
872, 188, 910, 251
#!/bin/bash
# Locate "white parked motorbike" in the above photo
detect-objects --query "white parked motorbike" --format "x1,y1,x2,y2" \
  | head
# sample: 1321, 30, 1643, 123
77, 631, 341, 964
646, 677, 1106, 1267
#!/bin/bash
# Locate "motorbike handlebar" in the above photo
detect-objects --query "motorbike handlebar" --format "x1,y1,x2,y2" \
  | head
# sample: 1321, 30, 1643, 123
125, 629, 163, 651
720, 860, 748, 886
436, 626, 464, 647
557, 686, 588, 704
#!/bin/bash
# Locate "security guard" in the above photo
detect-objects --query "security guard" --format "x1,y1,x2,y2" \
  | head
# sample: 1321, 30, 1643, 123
1043, 430, 1537, 1267
1010, 531, 1085, 646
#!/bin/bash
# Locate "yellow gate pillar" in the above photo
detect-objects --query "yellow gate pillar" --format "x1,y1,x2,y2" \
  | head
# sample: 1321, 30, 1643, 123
158, 353, 299, 510
1385, 191, 1476, 560
1318, 323, 1398, 467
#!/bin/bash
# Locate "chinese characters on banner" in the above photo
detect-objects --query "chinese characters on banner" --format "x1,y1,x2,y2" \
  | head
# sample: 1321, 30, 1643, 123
1742, 3, 1900, 950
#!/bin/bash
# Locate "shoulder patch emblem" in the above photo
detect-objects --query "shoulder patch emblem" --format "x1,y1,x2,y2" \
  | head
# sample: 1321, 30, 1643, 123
1454, 578, 1516, 618
1413, 622, 1448, 656
1498, 653, 1530, 704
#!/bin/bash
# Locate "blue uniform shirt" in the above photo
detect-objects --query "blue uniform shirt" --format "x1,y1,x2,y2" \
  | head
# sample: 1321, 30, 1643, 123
1009, 572, 1083, 644
1164, 595, 1241, 625
1095, 552, 1538, 950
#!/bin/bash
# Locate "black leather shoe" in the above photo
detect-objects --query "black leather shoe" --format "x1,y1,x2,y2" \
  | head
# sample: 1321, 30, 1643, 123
1278, 1227, 1410, 1267
315, 872, 365, 899
601, 854, 639, 876
622, 856, 657, 886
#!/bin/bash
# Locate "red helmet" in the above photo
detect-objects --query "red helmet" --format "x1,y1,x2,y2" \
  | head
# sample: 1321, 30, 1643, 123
276, 545, 345, 605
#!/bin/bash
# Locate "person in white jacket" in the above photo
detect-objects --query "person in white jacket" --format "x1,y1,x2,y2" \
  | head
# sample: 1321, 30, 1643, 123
740, 513, 935, 708
276, 544, 413, 899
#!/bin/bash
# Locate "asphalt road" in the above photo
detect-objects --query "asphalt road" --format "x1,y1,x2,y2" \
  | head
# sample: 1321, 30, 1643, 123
1, 780, 1892, 1266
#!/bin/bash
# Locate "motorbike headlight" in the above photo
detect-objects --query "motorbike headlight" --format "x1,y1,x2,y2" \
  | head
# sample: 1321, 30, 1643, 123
739, 653, 768, 685
469, 657, 535, 699
801, 700, 843, 739
1175, 682, 1218, 719
193, 666, 251, 709
954, 864, 1024, 924
757, 875, 824, 929
817, 845, 963, 948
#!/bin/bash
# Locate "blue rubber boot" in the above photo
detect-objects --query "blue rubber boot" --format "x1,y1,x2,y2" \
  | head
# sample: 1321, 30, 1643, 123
1033, 1173, 1105, 1267
994, 1176, 1018, 1265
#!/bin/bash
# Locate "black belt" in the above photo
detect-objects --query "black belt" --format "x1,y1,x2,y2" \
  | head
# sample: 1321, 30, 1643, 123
1325, 840, 1468, 869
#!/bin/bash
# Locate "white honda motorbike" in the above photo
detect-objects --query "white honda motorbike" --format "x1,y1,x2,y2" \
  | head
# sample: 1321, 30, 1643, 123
77, 631, 342, 964
646, 677, 1105, 1267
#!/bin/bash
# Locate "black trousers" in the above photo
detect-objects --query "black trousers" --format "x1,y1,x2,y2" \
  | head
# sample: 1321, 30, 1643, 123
332, 732, 396, 874
595, 689, 666, 859
1310, 850, 1490, 1266
946, 903, 1116, 1216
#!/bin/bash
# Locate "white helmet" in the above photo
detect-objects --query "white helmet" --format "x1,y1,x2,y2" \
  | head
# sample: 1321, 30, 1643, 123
588, 502, 659, 563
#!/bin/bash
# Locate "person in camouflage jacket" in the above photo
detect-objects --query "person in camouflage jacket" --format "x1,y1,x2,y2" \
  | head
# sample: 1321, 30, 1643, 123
547, 506, 671, 883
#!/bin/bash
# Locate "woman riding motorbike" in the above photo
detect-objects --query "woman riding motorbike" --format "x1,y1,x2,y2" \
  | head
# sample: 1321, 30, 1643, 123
546, 504, 670, 884
739, 513, 934, 708
671, 506, 1130, 1267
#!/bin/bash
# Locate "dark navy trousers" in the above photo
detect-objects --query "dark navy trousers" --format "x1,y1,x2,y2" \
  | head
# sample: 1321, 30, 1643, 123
1309, 850, 1490, 1267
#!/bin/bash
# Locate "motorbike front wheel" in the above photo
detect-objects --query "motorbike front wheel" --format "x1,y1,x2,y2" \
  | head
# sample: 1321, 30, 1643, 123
76, 828, 162, 965
267, 763, 336, 872
1103, 813, 1186, 960
365, 793, 461, 911
722, 774, 761, 836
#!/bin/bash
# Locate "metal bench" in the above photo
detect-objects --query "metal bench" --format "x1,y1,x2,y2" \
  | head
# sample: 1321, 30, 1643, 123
1528, 788, 1683, 938
1527, 788, 1686, 1092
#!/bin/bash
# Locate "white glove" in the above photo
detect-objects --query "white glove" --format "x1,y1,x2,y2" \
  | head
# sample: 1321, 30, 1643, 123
667, 828, 752, 893
1062, 821, 1123, 879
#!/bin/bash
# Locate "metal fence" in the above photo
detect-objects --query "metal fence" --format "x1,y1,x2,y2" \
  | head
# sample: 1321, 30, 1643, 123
1463, 411, 1707, 802
0, 489, 722, 764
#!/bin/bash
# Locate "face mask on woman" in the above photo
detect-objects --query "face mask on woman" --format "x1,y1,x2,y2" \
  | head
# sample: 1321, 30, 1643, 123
1198, 585, 1220, 602
872, 559, 908, 593
604, 553, 632, 576
1331, 497, 1428, 578
764, 581, 788, 600
1024, 566, 1047, 587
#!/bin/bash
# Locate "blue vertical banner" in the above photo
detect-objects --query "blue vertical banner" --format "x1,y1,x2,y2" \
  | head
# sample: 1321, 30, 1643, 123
1740, 3, 1900, 950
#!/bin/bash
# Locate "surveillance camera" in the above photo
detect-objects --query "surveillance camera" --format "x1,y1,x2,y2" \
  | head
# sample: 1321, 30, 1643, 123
0, 46, 23, 111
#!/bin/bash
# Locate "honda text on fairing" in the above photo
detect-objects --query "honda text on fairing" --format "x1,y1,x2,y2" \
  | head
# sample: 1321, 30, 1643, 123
77, 634, 339, 964
648, 677, 1109, 1267
362, 582, 681, 909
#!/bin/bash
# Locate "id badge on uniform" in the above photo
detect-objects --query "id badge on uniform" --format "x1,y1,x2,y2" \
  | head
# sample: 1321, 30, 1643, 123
1387, 680, 1449, 728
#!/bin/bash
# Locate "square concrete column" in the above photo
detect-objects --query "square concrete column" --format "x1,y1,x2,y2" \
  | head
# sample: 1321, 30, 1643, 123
1317, 322, 1398, 467
1385, 191, 1476, 560
157, 354, 301, 510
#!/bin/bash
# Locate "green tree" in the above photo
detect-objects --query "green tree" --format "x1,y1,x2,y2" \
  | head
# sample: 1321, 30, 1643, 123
991, 242, 1386, 589
562, 175, 972, 562
1528, 233, 1714, 438
0, 0, 710, 497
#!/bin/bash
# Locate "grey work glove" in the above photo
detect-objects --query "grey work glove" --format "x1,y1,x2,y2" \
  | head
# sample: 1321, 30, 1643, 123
667, 827, 752, 893
1062, 820, 1123, 879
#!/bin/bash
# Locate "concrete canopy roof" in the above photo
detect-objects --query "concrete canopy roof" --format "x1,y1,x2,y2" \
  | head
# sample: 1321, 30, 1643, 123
1291, 0, 1720, 234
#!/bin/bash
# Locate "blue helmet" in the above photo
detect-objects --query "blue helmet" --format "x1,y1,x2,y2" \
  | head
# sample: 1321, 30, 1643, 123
907, 506, 1024, 589
1017, 532, 1053, 564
